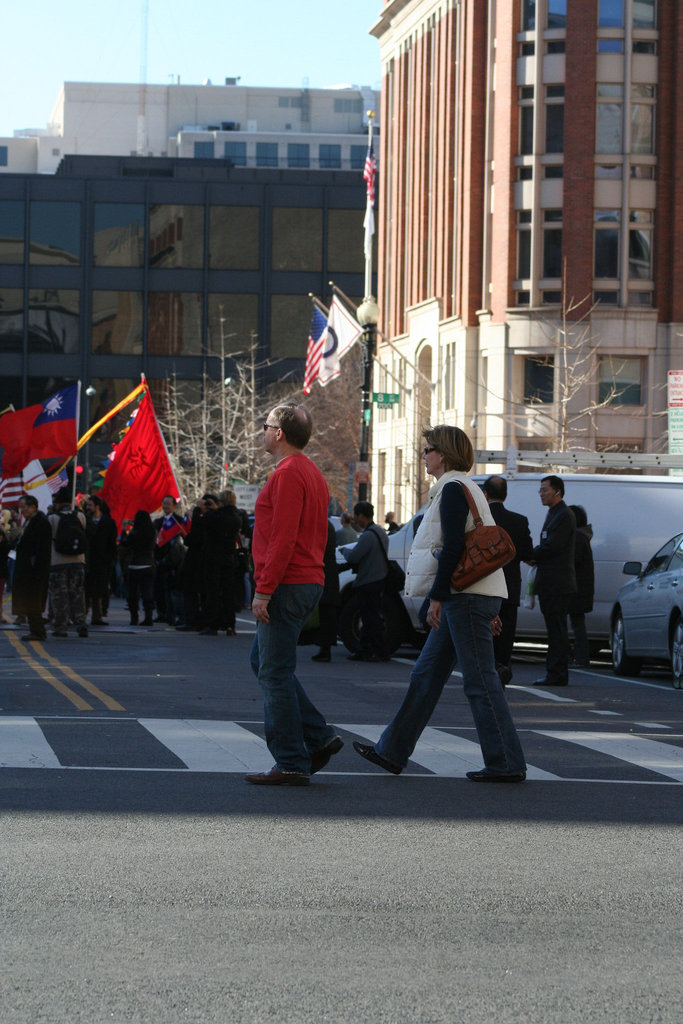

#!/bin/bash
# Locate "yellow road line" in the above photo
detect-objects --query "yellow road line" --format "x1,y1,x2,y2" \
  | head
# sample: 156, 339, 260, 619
32, 641, 125, 711
5, 631, 93, 711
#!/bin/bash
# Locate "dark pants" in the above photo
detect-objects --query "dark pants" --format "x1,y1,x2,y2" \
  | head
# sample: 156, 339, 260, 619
570, 612, 590, 667
355, 580, 387, 658
539, 592, 571, 682
204, 561, 236, 631
493, 599, 518, 671
128, 567, 155, 623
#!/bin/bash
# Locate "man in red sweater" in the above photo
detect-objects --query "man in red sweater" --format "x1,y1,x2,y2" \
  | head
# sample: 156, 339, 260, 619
246, 404, 344, 786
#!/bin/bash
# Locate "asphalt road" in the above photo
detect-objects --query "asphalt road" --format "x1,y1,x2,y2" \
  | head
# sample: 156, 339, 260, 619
1, 598, 682, 1024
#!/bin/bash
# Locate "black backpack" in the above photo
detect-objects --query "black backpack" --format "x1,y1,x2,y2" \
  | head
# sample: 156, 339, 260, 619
54, 510, 87, 556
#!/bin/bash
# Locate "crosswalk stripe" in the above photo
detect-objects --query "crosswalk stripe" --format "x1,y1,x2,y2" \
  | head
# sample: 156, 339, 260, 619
139, 719, 271, 772
341, 723, 560, 780
0, 716, 62, 768
537, 731, 683, 783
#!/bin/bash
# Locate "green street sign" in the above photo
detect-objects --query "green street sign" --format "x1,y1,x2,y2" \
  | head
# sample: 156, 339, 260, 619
373, 392, 400, 408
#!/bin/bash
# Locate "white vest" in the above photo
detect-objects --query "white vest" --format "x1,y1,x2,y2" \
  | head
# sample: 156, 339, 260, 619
404, 471, 507, 600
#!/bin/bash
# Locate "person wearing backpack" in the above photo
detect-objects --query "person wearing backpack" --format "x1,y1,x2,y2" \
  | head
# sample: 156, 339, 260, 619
48, 488, 88, 638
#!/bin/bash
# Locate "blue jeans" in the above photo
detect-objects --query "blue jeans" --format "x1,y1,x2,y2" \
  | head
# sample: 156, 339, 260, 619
250, 582, 336, 774
376, 593, 526, 775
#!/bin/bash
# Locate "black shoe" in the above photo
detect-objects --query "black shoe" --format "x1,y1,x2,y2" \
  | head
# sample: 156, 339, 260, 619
52, 630, 68, 638
310, 736, 344, 775
496, 664, 512, 686
347, 652, 381, 662
352, 741, 402, 775
199, 627, 218, 636
77, 627, 88, 638
533, 677, 568, 686
175, 624, 194, 631
226, 627, 236, 636
466, 769, 526, 783
311, 648, 331, 662
91, 619, 107, 626
21, 633, 46, 642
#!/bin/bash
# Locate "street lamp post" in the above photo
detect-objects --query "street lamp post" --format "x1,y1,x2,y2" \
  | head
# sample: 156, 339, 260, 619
356, 295, 380, 503
223, 376, 232, 489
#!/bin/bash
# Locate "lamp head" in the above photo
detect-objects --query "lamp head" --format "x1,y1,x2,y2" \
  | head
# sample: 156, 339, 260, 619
356, 295, 380, 327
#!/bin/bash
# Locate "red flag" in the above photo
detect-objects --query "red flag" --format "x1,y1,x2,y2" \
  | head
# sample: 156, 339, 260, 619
0, 384, 79, 478
100, 391, 179, 530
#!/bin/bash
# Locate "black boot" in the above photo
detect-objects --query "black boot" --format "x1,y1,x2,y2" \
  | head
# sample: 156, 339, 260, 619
142, 602, 154, 627
311, 647, 331, 663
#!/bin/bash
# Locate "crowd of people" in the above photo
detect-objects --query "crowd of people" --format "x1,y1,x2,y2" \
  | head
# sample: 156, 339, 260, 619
0, 487, 252, 640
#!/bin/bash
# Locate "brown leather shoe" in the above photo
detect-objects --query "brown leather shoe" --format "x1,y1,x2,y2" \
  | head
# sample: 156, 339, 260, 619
245, 766, 310, 786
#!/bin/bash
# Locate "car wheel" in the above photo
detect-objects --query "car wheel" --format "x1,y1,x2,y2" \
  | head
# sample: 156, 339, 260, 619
611, 611, 641, 677
338, 592, 406, 654
670, 618, 683, 689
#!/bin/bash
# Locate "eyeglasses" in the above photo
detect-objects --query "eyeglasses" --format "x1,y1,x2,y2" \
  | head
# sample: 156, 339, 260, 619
263, 422, 279, 432
423, 446, 438, 456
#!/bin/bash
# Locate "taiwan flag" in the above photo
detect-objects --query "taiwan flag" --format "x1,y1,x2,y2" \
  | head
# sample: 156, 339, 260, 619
0, 384, 80, 479
100, 390, 180, 530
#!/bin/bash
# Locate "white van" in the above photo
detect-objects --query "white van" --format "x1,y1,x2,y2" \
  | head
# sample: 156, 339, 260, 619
337, 474, 683, 655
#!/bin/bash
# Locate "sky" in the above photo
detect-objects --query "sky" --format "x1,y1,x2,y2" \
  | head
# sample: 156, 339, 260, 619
0, 0, 382, 136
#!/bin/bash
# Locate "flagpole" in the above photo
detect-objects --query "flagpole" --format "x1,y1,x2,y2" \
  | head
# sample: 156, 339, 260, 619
357, 110, 378, 503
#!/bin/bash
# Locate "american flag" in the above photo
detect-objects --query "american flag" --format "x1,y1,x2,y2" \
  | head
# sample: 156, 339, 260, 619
0, 463, 67, 506
0, 474, 24, 506
363, 143, 377, 205
303, 304, 328, 395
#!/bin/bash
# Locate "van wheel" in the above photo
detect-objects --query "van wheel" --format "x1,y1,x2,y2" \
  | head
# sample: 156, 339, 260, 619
338, 592, 405, 654
611, 612, 641, 677
670, 619, 683, 689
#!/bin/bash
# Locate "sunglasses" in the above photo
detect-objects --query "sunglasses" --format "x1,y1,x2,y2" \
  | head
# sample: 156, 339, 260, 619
423, 446, 438, 456
263, 422, 279, 432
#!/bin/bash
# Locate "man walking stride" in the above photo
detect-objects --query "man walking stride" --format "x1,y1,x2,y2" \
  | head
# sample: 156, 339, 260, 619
246, 404, 343, 786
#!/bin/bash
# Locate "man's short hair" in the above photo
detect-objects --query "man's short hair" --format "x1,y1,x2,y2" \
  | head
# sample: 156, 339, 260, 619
19, 494, 38, 509
340, 512, 353, 525
53, 487, 72, 506
542, 474, 564, 497
482, 475, 507, 501
270, 404, 313, 449
353, 501, 374, 520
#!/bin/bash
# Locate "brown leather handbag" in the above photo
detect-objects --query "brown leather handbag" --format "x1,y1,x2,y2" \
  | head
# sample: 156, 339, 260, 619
450, 484, 516, 592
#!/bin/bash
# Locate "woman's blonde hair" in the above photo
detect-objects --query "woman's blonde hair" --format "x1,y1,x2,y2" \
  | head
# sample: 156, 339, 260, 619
422, 425, 473, 472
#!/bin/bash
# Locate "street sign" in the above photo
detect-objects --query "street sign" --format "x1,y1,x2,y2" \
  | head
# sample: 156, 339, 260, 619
668, 371, 683, 477
373, 392, 400, 408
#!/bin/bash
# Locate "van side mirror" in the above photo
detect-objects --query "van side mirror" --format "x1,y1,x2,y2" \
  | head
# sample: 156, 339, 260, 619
622, 561, 642, 576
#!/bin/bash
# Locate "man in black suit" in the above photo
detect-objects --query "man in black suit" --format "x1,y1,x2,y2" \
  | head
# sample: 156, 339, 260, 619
482, 476, 533, 685
529, 475, 577, 686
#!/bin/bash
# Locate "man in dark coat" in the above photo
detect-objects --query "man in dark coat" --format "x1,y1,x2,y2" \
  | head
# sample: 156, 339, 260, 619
84, 494, 118, 624
13, 494, 52, 641
530, 475, 577, 686
482, 476, 534, 685
199, 492, 242, 636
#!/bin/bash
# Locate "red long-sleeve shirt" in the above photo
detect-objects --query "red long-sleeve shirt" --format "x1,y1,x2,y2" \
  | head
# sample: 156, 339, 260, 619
252, 452, 329, 595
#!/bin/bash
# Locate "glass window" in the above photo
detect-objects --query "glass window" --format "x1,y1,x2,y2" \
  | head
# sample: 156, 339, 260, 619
633, 40, 656, 54
209, 206, 259, 270
598, 356, 642, 405
270, 294, 312, 358
630, 164, 655, 179
0, 146, 7, 167
0, 200, 24, 264
29, 201, 81, 265
628, 290, 653, 305
599, 39, 624, 52
595, 211, 620, 278
519, 166, 533, 180
256, 142, 278, 167
543, 229, 562, 278
596, 164, 622, 178
522, 0, 535, 31
631, 90, 655, 154
545, 165, 563, 178
93, 203, 144, 267
207, 294, 259, 356
91, 291, 143, 354
547, 41, 565, 53
596, 85, 624, 153
599, 0, 623, 27
147, 292, 202, 355
520, 105, 534, 155
319, 144, 341, 169
516, 290, 531, 305
148, 204, 204, 268
272, 208, 322, 271
521, 42, 535, 56
643, 537, 676, 575
633, 1, 655, 29
350, 146, 365, 169
524, 357, 554, 404
518, 230, 531, 279
545, 104, 564, 153
287, 143, 309, 168
594, 290, 620, 304
547, 0, 567, 28
224, 141, 247, 166
0, 288, 23, 352
328, 209, 367, 272
28, 289, 79, 353
194, 141, 214, 158
542, 291, 562, 303
629, 212, 652, 279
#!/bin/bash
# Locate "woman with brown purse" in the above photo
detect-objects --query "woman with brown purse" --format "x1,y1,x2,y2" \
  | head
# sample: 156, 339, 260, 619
353, 424, 527, 782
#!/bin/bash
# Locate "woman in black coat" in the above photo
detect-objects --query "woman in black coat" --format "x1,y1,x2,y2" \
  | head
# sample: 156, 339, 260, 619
119, 510, 156, 626
568, 504, 595, 668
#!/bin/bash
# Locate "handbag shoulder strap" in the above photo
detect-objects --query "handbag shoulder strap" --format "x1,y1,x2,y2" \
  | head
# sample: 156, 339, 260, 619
367, 524, 390, 565
455, 481, 483, 527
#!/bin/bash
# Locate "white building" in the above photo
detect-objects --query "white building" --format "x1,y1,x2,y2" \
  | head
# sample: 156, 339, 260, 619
1, 80, 379, 174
